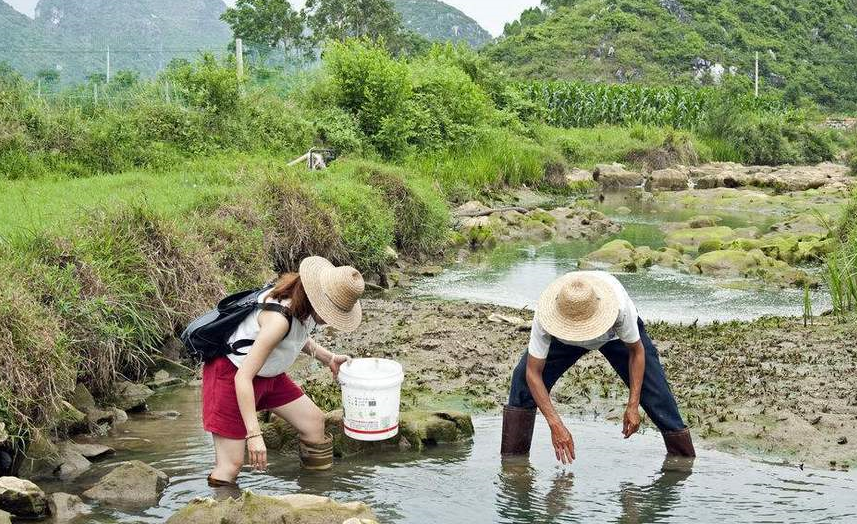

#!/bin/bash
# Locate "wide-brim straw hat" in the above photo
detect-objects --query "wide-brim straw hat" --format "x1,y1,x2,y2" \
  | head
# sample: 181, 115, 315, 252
536, 272, 620, 341
299, 256, 364, 332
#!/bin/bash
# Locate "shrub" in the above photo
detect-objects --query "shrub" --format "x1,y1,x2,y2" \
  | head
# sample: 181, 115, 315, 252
167, 54, 241, 115
406, 55, 495, 150
324, 39, 412, 157
311, 107, 365, 154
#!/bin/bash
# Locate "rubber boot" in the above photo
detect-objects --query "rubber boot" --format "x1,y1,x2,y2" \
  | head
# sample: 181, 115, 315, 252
207, 474, 241, 500
299, 434, 334, 470
500, 405, 537, 456
662, 428, 696, 457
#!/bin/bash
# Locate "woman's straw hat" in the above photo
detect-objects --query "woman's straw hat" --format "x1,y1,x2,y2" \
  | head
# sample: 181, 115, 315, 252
536, 272, 620, 341
299, 256, 364, 332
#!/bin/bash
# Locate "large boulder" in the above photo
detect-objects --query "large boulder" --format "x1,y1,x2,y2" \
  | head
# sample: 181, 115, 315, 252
82, 460, 168, 507
691, 249, 813, 288
665, 226, 737, 252
0, 477, 48, 518
166, 492, 376, 524
646, 168, 689, 191
593, 163, 644, 189
547, 208, 621, 241
113, 381, 154, 412
47, 492, 91, 522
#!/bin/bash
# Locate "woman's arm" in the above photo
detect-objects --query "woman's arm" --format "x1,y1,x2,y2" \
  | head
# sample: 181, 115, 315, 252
302, 337, 349, 378
234, 310, 290, 470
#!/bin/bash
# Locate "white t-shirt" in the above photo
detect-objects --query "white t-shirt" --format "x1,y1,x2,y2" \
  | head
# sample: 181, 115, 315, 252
227, 292, 317, 377
528, 272, 640, 358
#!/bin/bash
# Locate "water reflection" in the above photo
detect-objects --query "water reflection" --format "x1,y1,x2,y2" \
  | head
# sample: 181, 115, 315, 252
497, 455, 694, 524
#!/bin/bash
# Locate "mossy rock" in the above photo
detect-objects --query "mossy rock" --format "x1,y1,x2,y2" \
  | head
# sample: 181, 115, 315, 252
691, 250, 765, 278
55, 401, 87, 436
526, 209, 557, 226
687, 215, 721, 229
728, 238, 763, 251
518, 218, 555, 240
759, 234, 801, 264
579, 239, 639, 272
166, 492, 376, 524
665, 226, 736, 252
796, 237, 836, 262
651, 247, 684, 269
697, 239, 723, 255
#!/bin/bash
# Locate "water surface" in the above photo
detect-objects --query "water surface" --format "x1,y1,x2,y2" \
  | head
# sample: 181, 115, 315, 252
49, 388, 856, 523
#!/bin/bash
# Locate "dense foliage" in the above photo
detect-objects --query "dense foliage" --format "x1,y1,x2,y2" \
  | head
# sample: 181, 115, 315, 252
487, 0, 857, 111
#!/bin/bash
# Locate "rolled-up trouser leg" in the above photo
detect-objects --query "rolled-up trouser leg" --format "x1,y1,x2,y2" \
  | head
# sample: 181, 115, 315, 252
299, 434, 334, 470
503, 341, 588, 455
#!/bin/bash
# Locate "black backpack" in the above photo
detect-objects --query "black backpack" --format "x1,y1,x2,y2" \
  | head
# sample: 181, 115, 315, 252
180, 285, 291, 362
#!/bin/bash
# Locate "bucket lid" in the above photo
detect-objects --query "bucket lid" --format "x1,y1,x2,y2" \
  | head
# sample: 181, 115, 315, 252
340, 358, 403, 380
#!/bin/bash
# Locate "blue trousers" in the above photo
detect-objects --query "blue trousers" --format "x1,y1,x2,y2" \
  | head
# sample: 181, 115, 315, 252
508, 319, 687, 432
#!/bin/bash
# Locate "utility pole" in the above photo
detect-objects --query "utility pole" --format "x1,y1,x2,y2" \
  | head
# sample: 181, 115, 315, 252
235, 38, 244, 81
106, 45, 111, 83
93, 83, 98, 105
754, 51, 759, 98
37, 79, 42, 99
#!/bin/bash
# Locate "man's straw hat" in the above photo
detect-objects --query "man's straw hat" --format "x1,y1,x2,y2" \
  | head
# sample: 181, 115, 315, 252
536, 272, 620, 341
299, 256, 364, 332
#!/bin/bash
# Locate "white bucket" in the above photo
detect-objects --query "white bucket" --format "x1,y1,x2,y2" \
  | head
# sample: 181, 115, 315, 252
338, 358, 404, 441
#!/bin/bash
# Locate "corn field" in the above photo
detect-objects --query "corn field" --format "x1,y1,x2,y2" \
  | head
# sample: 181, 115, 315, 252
520, 81, 785, 130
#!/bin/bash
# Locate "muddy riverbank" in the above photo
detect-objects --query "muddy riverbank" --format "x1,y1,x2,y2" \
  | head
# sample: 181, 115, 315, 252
312, 296, 857, 470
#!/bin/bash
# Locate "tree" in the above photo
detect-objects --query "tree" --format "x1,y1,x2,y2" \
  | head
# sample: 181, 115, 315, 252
304, 0, 403, 46
221, 0, 310, 73
36, 68, 60, 87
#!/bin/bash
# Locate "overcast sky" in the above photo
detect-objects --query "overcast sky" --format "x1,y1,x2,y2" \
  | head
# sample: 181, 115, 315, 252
5, 0, 539, 36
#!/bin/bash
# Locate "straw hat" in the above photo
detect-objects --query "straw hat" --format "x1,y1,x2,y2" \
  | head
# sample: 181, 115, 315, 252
536, 272, 620, 341
299, 256, 364, 332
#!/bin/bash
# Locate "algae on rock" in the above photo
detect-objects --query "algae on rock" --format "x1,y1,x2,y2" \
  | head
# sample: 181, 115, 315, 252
166, 492, 376, 524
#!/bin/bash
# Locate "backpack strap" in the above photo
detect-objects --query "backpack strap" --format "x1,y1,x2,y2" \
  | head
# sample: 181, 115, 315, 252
229, 303, 293, 356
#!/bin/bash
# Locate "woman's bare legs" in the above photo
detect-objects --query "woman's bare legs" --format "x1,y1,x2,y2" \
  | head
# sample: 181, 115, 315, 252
211, 434, 246, 483
270, 395, 326, 444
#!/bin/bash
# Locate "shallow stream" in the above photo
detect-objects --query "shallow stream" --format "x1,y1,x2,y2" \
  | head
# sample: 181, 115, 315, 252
413, 196, 832, 323
47, 388, 856, 523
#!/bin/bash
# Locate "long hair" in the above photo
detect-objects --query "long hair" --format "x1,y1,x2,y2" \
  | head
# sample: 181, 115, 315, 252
267, 273, 313, 322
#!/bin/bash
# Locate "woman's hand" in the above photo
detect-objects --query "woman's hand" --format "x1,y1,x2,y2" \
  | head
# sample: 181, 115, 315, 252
328, 354, 350, 379
549, 420, 576, 464
247, 435, 267, 472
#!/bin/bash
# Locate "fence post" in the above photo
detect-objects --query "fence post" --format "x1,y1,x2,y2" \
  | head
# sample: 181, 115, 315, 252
236, 38, 244, 81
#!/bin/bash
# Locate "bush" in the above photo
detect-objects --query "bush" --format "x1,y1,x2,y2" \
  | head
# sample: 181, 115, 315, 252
324, 40, 412, 157
167, 54, 241, 115
406, 55, 495, 150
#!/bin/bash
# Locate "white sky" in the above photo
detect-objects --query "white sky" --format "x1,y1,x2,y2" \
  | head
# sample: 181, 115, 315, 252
5, 0, 540, 36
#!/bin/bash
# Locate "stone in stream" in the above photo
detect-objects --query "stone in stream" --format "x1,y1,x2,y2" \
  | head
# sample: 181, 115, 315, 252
166, 492, 376, 524
664, 226, 737, 252
56, 401, 88, 435
82, 460, 169, 507
263, 410, 475, 457
53, 444, 92, 480
114, 381, 154, 412
0, 509, 9, 524
0, 476, 48, 518
65, 442, 115, 461
645, 168, 690, 191
47, 492, 91, 521
593, 163, 644, 189
691, 249, 813, 288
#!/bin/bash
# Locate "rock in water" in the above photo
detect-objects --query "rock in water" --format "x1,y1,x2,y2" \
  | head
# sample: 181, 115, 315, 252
593, 163, 644, 189
0, 477, 48, 518
47, 492, 91, 521
0, 509, 10, 524
166, 492, 376, 524
66, 443, 115, 461
82, 460, 168, 507
114, 381, 155, 412
54, 445, 92, 480
646, 168, 689, 191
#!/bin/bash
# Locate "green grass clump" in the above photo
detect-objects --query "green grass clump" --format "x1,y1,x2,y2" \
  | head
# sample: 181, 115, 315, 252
826, 192, 857, 319
352, 161, 450, 256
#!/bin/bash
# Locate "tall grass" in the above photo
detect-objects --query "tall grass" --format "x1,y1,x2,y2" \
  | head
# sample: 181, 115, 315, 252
826, 194, 857, 320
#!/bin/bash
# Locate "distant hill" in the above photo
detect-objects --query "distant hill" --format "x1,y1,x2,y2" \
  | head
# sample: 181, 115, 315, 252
486, 0, 857, 110
393, 0, 492, 48
0, 0, 493, 84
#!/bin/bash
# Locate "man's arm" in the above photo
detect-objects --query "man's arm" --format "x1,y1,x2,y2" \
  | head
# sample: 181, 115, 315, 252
623, 339, 645, 438
525, 355, 575, 464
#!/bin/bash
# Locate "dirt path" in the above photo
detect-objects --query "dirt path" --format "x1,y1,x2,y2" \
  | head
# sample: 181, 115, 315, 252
312, 295, 857, 470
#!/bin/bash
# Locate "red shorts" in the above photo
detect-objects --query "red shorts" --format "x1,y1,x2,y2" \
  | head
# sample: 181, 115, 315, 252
202, 357, 304, 439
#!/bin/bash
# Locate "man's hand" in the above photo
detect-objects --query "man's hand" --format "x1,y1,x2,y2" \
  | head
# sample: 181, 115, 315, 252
549, 420, 576, 464
622, 405, 641, 438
